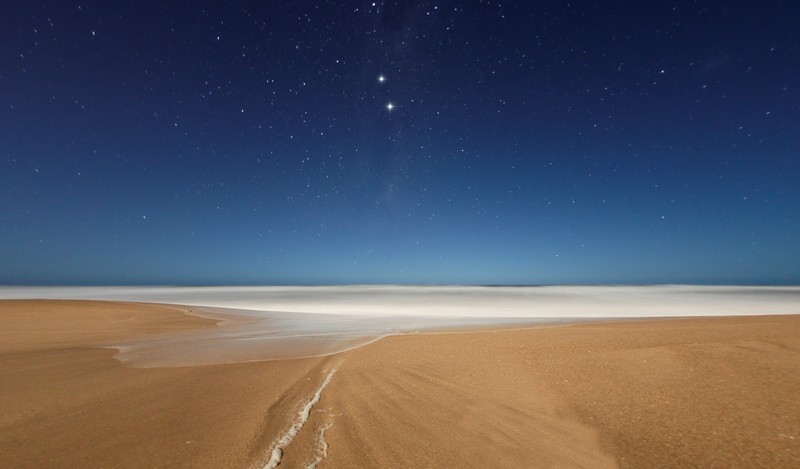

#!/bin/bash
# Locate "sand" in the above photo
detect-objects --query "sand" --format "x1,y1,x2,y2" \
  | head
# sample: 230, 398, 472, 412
323, 317, 800, 468
0, 300, 334, 468
2, 300, 799, 468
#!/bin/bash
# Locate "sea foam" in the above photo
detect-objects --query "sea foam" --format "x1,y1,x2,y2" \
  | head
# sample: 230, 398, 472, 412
3, 285, 799, 366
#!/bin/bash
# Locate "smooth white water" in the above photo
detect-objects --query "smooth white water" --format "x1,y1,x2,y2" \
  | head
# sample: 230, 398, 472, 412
3, 285, 799, 366
2, 285, 800, 317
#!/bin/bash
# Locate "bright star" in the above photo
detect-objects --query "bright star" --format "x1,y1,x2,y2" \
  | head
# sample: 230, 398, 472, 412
378, 74, 385, 83
386, 102, 394, 111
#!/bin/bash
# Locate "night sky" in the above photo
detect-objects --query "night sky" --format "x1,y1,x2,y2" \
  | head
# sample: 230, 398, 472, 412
1, 1, 798, 285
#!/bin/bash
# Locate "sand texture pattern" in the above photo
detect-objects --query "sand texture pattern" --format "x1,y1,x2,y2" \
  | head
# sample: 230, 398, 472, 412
0, 300, 333, 468
324, 316, 800, 468
2, 300, 800, 468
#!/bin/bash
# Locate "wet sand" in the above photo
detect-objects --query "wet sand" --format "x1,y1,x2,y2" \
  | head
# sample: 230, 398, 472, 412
0, 300, 334, 468
2, 300, 800, 468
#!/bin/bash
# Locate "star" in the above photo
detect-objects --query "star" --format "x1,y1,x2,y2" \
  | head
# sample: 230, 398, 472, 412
386, 102, 394, 112
378, 74, 386, 83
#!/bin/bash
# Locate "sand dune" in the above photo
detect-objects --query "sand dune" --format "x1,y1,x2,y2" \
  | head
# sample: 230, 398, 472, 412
2, 300, 800, 468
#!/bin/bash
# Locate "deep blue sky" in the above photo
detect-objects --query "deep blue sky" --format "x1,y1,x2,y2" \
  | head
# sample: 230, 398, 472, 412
1, 1, 798, 285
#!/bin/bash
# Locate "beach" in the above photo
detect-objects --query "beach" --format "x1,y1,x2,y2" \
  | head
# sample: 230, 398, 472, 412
327, 315, 800, 468
2, 299, 799, 467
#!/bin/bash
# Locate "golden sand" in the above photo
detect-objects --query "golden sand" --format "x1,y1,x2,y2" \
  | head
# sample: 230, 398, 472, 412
323, 316, 800, 468
0, 300, 332, 468
2, 300, 799, 468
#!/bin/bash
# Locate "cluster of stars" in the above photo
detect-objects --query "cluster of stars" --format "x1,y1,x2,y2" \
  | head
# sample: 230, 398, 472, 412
1, 1, 797, 284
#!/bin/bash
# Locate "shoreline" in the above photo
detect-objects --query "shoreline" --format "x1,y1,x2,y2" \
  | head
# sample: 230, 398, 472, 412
3, 285, 799, 319
2, 300, 799, 467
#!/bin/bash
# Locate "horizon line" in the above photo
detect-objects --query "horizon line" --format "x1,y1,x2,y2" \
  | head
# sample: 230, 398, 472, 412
2, 283, 799, 288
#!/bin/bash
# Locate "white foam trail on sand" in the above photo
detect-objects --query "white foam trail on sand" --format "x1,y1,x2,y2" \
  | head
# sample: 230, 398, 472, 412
263, 369, 337, 469
307, 423, 332, 469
